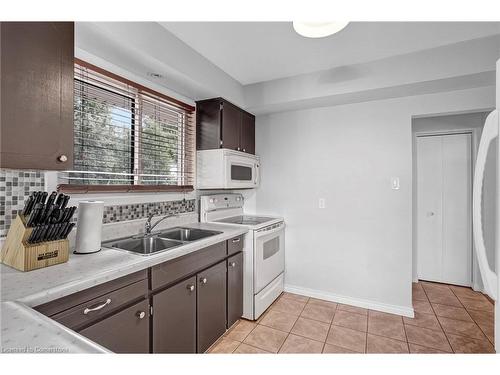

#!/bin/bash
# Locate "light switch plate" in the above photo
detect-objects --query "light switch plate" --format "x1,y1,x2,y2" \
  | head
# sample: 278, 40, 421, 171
391, 177, 400, 190
318, 198, 326, 209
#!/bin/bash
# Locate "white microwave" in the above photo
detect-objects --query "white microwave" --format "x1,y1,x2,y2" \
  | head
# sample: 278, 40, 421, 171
197, 149, 260, 189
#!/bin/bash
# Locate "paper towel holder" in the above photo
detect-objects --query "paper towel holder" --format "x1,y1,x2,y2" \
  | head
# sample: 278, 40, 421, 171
74, 200, 104, 255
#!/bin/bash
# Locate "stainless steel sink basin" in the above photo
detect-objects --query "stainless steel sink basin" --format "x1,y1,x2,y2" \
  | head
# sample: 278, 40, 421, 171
103, 227, 222, 256
107, 236, 183, 255
158, 227, 222, 242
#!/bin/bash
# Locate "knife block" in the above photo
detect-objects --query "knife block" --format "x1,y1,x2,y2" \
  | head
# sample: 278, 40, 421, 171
0, 215, 69, 272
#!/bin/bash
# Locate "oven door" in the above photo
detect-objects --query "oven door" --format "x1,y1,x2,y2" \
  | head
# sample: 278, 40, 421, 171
254, 222, 285, 294
224, 154, 259, 189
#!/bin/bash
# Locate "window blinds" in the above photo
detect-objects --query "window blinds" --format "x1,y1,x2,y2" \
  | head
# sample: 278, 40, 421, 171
58, 60, 195, 192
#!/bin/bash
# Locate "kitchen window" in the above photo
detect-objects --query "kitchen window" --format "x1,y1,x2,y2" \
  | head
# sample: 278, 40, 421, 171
58, 59, 195, 193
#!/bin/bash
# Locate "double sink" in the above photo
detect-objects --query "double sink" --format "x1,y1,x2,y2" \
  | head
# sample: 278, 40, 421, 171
103, 227, 222, 256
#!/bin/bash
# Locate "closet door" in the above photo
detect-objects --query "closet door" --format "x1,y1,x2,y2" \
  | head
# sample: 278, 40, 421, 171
442, 134, 472, 285
417, 136, 444, 282
416, 134, 472, 286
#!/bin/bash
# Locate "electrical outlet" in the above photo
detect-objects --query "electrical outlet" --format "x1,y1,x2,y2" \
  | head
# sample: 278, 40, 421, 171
318, 198, 326, 209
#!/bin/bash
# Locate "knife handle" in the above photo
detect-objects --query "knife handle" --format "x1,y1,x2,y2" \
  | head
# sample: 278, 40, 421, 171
27, 226, 38, 244
62, 223, 75, 239
60, 195, 70, 211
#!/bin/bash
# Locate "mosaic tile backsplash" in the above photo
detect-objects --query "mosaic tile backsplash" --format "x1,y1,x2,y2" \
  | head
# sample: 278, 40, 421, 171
76, 199, 196, 224
0, 169, 45, 237
0, 169, 197, 237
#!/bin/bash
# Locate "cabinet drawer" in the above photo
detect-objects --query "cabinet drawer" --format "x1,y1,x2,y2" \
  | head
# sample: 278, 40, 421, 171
79, 299, 150, 353
51, 278, 148, 331
35, 269, 148, 317
151, 241, 226, 290
227, 235, 243, 256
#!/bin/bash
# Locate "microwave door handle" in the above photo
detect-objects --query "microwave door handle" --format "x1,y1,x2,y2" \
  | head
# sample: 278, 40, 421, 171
472, 109, 498, 300
254, 164, 260, 186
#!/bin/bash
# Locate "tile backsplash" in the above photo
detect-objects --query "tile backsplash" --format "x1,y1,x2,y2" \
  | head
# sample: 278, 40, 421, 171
0, 169, 45, 237
77, 199, 196, 224
0, 169, 197, 238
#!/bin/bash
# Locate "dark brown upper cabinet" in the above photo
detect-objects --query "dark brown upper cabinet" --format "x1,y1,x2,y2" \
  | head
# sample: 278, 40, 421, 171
0, 22, 74, 170
196, 98, 255, 154
240, 111, 255, 154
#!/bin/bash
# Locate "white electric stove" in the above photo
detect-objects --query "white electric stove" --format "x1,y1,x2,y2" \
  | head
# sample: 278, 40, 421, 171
200, 193, 285, 320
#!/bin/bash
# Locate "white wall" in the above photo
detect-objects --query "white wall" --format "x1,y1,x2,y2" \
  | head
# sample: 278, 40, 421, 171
254, 86, 495, 316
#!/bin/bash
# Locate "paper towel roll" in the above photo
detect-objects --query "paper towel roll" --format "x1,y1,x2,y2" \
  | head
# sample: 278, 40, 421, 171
74, 200, 104, 254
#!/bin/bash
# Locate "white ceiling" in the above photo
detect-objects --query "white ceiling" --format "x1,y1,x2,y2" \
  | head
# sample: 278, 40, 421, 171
160, 22, 500, 85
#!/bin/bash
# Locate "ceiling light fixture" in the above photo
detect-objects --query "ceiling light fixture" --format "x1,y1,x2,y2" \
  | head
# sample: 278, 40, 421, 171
292, 21, 349, 38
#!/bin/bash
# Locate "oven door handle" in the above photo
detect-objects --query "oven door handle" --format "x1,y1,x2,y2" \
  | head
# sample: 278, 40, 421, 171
255, 223, 285, 238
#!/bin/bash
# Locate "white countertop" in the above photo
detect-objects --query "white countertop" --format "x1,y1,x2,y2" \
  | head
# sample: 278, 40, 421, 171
0, 222, 248, 353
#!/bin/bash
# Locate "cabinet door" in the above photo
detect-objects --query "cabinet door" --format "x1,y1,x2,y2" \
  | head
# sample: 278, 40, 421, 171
197, 261, 227, 353
221, 101, 241, 151
240, 112, 255, 154
152, 276, 197, 353
0, 22, 74, 170
78, 299, 149, 353
227, 252, 243, 328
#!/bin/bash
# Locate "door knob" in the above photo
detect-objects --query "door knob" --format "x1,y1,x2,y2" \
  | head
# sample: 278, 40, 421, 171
57, 155, 68, 162
229, 262, 236, 268
136, 311, 146, 319
187, 284, 195, 292
200, 277, 207, 284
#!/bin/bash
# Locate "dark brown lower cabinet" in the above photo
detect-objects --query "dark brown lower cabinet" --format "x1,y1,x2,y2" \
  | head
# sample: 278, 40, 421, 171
197, 261, 227, 353
227, 252, 244, 328
78, 299, 149, 353
152, 276, 197, 353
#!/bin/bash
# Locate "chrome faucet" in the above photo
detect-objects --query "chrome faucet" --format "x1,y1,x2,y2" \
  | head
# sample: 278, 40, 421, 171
145, 212, 178, 235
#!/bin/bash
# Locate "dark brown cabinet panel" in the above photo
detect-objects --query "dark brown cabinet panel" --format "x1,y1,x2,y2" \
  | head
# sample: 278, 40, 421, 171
196, 99, 221, 151
196, 97, 255, 155
79, 299, 150, 353
153, 276, 197, 353
197, 261, 227, 353
51, 279, 148, 331
240, 112, 255, 154
35, 270, 148, 317
227, 252, 243, 328
227, 235, 244, 256
0, 22, 74, 170
35, 239, 245, 354
221, 101, 242, 151
151, 241, 226, 290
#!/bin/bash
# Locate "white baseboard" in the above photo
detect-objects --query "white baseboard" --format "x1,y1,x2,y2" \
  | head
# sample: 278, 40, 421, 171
285, 284, 415, 318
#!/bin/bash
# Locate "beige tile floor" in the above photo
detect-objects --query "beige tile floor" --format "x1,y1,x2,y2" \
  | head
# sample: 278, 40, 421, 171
208, 281, 495, 354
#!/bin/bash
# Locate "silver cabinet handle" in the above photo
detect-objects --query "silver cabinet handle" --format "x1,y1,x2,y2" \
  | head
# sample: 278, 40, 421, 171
83, 298, 111, 315
187, 284, 195, 292
136, 311, 146, 319
58, 155, 68, 163
229, 262, 236, 268
200, 277, 207, 284
243, 149, 246, 152
232, 237, 241, 243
